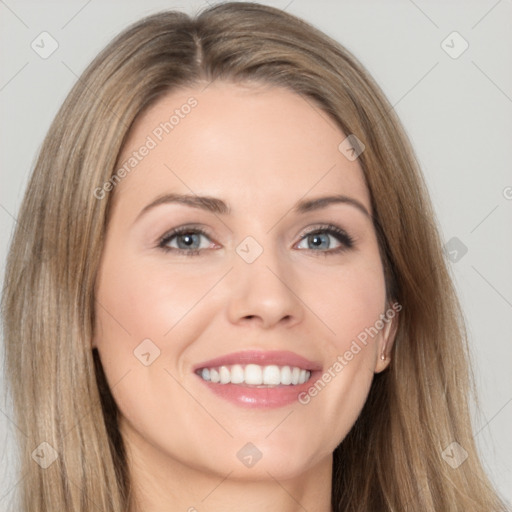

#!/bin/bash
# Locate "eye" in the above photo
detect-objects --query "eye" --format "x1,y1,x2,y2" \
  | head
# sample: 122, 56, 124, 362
157, 223, 354, 257
157, 226, 216, 256
295, 224, 354, 256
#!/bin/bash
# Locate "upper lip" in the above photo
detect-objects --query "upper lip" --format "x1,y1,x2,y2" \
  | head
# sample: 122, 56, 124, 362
193, 350, 322, 372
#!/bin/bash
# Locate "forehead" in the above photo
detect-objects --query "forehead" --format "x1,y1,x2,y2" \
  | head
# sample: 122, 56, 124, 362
113, 81, 371, 217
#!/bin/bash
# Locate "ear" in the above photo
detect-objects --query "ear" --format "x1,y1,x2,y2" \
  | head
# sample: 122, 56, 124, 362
374, 308, 399, 373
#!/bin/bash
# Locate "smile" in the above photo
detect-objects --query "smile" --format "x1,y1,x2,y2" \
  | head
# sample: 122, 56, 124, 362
197, 364, 312, 387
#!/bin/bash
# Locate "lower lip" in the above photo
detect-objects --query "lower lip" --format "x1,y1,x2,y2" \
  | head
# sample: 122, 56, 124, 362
196, 371, 320, 409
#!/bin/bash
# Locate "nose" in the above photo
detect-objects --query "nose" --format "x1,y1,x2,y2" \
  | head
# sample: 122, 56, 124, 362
225, 243, 304, 329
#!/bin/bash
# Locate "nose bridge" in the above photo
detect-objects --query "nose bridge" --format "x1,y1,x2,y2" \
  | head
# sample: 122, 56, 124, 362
225, 233, 303, 327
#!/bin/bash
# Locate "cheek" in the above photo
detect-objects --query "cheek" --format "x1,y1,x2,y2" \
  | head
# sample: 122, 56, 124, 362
95, 253, 223, 348
93, 254, 229, 472
297, 252, 385, 441
311, 251, 387, 349
93, 251, 229, 415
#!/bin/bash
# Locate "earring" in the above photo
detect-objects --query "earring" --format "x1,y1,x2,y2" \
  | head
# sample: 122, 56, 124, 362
380, 353, 386, 361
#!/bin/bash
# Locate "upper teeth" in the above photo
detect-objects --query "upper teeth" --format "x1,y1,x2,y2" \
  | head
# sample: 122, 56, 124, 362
199, 364, 311, 386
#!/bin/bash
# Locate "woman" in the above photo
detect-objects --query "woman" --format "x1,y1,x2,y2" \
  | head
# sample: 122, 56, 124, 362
1, 2, 508, 511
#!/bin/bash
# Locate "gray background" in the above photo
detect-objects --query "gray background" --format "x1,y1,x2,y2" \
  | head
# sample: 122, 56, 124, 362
1, 0, 511, 508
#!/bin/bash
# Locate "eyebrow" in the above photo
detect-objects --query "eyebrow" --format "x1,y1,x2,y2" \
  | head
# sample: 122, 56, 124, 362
135, 192, 371, 221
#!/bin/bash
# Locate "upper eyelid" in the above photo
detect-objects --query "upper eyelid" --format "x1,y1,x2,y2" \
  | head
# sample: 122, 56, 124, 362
158, 224, 214, 243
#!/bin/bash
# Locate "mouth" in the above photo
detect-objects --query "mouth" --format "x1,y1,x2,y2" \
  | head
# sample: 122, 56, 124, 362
193, 350, 321, 408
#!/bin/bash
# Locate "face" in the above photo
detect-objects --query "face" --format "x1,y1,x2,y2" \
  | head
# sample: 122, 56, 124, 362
93, 81, 397, 484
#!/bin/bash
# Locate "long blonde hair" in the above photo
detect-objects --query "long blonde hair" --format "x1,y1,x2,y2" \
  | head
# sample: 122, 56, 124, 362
2, 2, 508, 511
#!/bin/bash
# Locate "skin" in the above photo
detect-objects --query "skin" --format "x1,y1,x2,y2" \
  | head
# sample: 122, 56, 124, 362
93, 81, 398, 512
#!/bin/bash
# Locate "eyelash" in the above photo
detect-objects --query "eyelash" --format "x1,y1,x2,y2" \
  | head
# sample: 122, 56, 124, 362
157, 223, 355, 257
